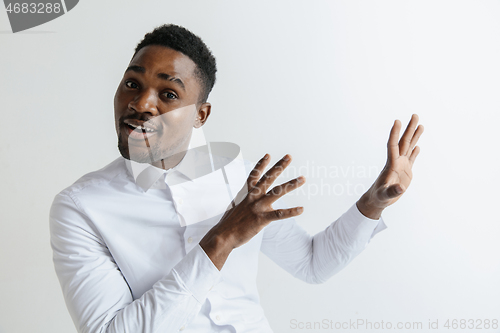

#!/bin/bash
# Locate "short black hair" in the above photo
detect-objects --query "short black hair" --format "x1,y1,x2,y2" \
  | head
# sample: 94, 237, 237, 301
134, 24, 217, 104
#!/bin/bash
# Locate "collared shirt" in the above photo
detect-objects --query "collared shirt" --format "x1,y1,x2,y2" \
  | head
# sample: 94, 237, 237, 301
49, 150, 387, 333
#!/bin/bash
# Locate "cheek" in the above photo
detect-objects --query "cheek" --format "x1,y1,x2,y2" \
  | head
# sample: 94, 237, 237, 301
113, 93, 120, 130
114, 90, 122, 118
114, 87, 125, 110
113, 89, 130, 129
160, 108, 196, 133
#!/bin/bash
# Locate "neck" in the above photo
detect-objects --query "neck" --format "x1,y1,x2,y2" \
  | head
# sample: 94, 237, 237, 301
150, 149, 187, 170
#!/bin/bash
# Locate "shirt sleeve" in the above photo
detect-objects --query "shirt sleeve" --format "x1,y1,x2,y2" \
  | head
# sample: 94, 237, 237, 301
260, 200, 387, 284
49, 192, 222, 333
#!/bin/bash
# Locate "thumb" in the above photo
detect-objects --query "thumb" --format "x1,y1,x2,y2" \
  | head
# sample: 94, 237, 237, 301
382, 183, 405, 200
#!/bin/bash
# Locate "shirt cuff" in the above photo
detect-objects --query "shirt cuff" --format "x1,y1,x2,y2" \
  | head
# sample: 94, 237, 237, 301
171, 244, 223, 303
348, 202, 388, 241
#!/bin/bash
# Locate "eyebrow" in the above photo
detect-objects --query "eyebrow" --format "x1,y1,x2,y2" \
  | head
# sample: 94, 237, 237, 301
125, 65, 186, 91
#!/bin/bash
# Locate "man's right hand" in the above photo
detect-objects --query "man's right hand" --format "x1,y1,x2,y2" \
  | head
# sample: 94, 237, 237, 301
199, 153, 305, 270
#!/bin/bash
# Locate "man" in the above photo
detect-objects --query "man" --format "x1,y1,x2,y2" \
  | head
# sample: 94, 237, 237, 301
50, 24, 423, 333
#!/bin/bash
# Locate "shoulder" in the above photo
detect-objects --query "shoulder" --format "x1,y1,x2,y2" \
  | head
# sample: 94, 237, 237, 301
49, 158, 128, 240
54, 156, 129, 203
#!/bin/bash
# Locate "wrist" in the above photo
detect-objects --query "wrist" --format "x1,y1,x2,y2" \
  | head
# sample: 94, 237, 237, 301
199, 231, 233, 270
357, 191, 384, 220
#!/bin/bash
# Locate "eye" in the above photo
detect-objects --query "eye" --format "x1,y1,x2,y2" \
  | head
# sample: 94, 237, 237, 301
125, 80, 139, 89
163, 91, 178, 100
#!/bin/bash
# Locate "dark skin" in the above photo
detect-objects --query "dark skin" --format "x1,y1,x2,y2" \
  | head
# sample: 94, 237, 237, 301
357, 114, 424, 220
114, 45, 211, 170
114, 45, 424, 271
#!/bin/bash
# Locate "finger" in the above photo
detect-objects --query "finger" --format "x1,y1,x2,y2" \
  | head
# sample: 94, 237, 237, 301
387, 119, 402, 160
406, 124, 424, 156
380, 183, 405, 201
399, 114, 419, 156
263, 206, 304, 222
253, 154, 292, 196
247, 154, 270, 190
262, 176, 306, 204
409, 145, 421, 166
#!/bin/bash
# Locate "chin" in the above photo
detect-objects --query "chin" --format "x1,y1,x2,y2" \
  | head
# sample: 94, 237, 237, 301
118, 144, 151, 163
118, 130, 189, 165
118, 142, 180, 165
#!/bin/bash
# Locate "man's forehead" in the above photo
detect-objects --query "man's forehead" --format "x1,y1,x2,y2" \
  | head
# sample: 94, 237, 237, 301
129, 45, 196, 77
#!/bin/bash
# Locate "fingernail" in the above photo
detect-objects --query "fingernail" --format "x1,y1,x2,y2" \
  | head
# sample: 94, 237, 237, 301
263, 154, 269, 160
297, 207, 304, 213
297, 176, 305, 183
396, 186, 403, 194
283, 154, 290, 161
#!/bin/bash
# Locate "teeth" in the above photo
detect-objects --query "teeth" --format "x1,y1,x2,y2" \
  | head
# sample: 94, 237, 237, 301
128, 123, 155, 132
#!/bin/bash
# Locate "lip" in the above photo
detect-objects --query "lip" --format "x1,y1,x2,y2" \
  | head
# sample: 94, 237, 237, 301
122, 120, 160, 142
124, 119, 159, 131
125, 125, 158, 141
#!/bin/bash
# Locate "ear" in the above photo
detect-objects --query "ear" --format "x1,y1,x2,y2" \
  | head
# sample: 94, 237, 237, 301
194, 102, 211, 128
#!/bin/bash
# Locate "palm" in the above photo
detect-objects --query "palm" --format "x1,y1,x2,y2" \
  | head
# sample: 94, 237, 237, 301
371, 114, 424, 208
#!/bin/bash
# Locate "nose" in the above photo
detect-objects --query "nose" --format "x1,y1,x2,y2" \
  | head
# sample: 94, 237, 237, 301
128, 88, 159, 116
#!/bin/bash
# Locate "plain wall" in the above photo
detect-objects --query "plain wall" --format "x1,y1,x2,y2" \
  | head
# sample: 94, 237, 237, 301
1, 1, 499, 332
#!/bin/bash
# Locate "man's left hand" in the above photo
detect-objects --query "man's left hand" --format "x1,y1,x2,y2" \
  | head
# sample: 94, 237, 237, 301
356, 114, 424, 219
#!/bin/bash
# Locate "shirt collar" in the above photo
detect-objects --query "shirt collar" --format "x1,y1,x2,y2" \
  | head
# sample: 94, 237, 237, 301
124, 150, 195, 192
123, 127, 213, 191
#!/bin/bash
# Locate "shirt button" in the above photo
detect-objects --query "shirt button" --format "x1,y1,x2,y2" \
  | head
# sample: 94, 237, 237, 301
187, 237, 193, 243
179, 326, 185, 331
216, 315, 221, 321
178, 198, 184, 205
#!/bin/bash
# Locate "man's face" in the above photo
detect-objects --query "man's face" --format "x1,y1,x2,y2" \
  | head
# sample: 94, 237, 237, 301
114, 45, 209, 166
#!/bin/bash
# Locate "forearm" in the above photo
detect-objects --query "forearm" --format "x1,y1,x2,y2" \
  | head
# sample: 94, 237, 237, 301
261, 202, 385, 285
199, 229, 233, 271
102, 245, 220, 333
356, 191, 385, 220
53, 243, 220, 333
51, 194, 221, 333
102, 273, 202, 333
310, 203, 383, 281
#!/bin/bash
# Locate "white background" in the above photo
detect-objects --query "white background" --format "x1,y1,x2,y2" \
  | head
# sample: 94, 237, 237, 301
1, 1, 499, 332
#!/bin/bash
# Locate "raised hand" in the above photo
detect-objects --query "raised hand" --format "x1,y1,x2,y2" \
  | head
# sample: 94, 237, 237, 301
357, 114, 424, 219
200, 154, 305, 270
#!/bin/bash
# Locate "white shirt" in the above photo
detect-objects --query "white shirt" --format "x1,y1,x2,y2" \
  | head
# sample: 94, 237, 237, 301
49, 149, 387, 333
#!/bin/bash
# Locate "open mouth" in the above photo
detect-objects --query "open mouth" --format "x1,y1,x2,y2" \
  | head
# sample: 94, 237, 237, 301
125, 123, 158, 140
